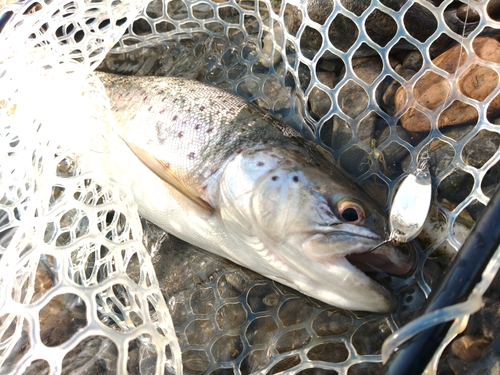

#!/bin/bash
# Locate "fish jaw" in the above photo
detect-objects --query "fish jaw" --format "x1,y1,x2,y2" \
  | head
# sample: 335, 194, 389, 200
265, 229, 402, 312
303, 227, 414, 276
346, 243, 415, 276
281, 250, 398, 313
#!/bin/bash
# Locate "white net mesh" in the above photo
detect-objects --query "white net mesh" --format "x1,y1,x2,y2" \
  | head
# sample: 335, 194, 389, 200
1, 0, 500, 374
0, 0, 181, 373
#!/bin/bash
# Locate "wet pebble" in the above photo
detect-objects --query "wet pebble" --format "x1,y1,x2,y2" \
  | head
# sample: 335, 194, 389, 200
308, 86, 332, 120
99, 43, 208, 79
437, 169, 475, 205
371, 59, 402, 113
284, 0, 452, 62
456, 3, 481, 23
479, 275, 500, 340
469, 336, 500, 375
320, 115, 353, 151
381, 79, 403, 115
393, 63, 417, 81
351, 317, 392, 355
145, 0, 163, 19
39, 294, 87, 347
417, 208, 461, 259
351, 56, 385, 84
483, 175, 500, 200
439, 124, 476, 142
422, 139, 455, 178
311, 56, 392, 123
316, 54, 346, 72
261, 23, 284, 67
338, 80, 369, 119
307, 342, 348, 362
462, 130, 500, 169
429, 129, 500, 206
487, 0, 500, 20
306, 0, 333, 25
444, 5, 480, 37
284, 2, 324, 59
396, 36, 500, 132
380, 144, 411, 179
307, 71, 339, 120
403, 50, 424, 71
378, 125, 412, 178
339, 145, 371, 177
312, 309, 353, 336
337, 0, 371, 16
357, 116, 376, 147
451, 335, 490, 361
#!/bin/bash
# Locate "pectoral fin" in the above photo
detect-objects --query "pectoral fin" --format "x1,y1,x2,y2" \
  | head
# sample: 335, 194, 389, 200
123, 140, 213, 212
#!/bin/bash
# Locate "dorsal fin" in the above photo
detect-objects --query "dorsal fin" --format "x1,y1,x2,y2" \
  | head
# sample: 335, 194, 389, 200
123, 139, 213, 212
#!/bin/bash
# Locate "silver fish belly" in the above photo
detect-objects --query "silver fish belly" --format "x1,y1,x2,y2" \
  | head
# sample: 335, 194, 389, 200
98, 71, 413, 313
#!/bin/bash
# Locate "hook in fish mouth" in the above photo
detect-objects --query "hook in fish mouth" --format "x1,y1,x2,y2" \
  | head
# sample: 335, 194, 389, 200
304, 224, 416, 277
345, 242, 416, 277
299, 227, 416, 312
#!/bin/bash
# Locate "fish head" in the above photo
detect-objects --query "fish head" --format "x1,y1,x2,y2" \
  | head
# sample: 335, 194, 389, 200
219, 147, 415, 312
296, 162, 415, 273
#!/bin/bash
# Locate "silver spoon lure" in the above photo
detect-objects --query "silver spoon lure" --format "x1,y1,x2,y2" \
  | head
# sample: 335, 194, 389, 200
370, 152, 432, 251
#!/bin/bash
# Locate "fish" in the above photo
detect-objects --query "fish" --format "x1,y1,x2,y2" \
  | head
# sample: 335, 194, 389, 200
97, 71, 414, 313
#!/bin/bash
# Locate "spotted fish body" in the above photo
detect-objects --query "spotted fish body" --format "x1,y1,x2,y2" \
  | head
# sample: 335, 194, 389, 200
100, 73, 310, 196
99, 72, 413, 313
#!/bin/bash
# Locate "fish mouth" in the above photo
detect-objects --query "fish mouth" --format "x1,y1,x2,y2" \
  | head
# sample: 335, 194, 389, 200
345, 242, 415, 277
305, 225, 415, 277
301, 229, 416, 312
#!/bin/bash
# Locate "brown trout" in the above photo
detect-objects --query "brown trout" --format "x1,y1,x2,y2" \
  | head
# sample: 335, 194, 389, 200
98, 72, 413, 313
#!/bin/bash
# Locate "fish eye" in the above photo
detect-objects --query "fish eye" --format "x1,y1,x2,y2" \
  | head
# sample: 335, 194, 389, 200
338, 200, 365, 224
